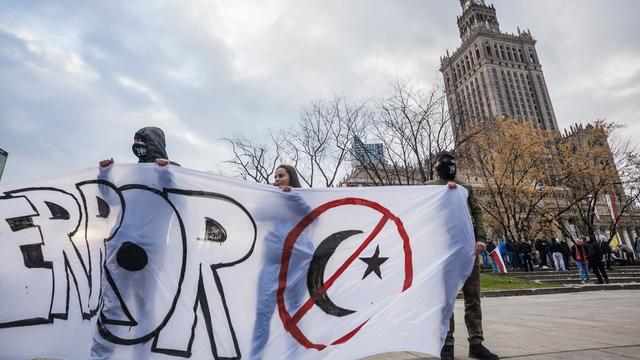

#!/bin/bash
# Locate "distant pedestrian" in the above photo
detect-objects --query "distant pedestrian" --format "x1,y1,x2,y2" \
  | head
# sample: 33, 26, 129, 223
506, 238, 519, 270
498, 239, 507, 266
635, 237, 640, 254
519, 240, 534, 272
545, 239, 554, 268
570, 238, 590, 284
600, 238, 613, 270
549, 238, 566, 271
560, 239, 571, 270
622, 243, 636, 265
535, 238, 549, 268
584, 236, 609, 284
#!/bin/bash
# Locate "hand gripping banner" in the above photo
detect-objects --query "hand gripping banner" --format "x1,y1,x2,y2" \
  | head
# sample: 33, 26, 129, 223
0, 164, 475, 360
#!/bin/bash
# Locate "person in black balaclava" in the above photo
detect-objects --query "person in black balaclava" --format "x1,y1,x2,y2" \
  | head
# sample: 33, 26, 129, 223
92, 127, 179, 359
100, 126, 180, 168
425, 151, 499, 360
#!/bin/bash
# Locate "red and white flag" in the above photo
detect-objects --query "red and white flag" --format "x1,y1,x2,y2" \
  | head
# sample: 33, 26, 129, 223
489, 248, 508, 273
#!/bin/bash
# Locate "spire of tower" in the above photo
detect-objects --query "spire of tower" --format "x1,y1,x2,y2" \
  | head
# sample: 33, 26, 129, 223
456, 0, 500, 40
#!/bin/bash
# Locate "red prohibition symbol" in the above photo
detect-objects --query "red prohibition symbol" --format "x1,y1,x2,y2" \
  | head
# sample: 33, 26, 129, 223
276, 197, 413, 351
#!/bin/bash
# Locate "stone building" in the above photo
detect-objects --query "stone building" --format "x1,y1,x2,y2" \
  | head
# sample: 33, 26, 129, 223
559, 124, 640, 247
440, 0, 558, 135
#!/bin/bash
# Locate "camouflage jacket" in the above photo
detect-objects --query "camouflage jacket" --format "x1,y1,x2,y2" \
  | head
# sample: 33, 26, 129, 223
424, 178, 487, 243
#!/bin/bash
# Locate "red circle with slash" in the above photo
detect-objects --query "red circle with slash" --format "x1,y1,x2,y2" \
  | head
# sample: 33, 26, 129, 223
276, 197, 413, 351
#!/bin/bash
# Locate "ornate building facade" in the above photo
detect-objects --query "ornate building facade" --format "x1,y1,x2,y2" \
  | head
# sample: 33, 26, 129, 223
440, 0, 558, 134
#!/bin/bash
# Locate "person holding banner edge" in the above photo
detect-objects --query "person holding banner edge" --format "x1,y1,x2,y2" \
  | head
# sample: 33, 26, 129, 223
425, 150, 499, 360
92, 126, 179, 359
99, 126, 180, 168
251, 164, 309, 358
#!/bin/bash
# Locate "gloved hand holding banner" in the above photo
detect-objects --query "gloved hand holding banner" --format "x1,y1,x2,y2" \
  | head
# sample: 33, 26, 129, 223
0, 164, 475, 360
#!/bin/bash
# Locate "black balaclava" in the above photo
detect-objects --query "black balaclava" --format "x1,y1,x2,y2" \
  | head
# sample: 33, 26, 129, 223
435, 160, 457, 180
133, 127, 169, 163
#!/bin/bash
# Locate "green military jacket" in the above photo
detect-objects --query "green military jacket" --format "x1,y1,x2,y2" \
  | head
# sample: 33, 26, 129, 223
424, 178, 487, 243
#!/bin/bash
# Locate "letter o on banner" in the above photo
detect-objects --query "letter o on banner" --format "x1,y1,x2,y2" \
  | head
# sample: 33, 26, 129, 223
98, 187, 187, 344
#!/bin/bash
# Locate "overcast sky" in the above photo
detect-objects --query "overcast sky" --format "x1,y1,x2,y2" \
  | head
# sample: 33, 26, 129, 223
1, 0, 639, 184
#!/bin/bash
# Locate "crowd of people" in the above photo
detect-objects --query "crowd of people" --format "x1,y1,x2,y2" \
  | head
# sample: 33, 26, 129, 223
481, 235, 640, 284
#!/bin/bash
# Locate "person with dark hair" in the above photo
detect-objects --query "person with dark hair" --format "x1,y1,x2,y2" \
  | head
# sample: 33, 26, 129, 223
425, 151, 499, 360
584, 236, 609, 284
273, 164, 302, 191
251, 164, 308, 358
570, 238, 590, 284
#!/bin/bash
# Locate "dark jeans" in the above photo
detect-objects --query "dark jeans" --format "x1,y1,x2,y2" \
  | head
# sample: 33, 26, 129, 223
603, 252, 612, 269
589, 258, 609, 283
538, 251, 548, 267
625, 252, 636, 265
507, 251, 520, 269
522, 254, 534, 272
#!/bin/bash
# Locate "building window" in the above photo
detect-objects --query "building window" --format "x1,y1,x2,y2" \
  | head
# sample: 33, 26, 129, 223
529, 48, 536, 64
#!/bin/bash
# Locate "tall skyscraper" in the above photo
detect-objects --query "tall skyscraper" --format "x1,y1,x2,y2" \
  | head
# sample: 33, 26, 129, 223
0, 148, 7, 181
353, 137, 385, 167
440, 0, 559, 135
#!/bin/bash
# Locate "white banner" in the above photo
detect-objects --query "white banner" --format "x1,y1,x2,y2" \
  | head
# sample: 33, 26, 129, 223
0, 164, 475, 360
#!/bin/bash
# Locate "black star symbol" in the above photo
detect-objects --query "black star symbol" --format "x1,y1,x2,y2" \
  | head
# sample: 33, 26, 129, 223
359, 245, 389, 280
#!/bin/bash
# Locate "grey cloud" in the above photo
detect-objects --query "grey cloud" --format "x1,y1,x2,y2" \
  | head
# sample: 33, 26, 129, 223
0, 0, 638, 184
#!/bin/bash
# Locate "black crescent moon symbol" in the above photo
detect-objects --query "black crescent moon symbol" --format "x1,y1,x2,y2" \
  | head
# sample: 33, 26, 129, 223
307, 229, 363, 317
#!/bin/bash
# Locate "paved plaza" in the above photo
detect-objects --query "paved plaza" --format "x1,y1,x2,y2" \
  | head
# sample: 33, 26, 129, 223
365, 290, 640, 360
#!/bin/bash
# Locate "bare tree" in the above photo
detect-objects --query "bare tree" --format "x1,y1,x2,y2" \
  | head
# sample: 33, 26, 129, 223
284, 96, 369, 187
221, 130, 283, 184
223, 78, 474, 189
352, 78, 457, 186
223, 96, 369, 188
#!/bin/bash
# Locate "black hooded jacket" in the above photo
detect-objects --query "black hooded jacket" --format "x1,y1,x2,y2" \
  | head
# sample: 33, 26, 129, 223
583, 240, 603, 260
134, 127, 180, 166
